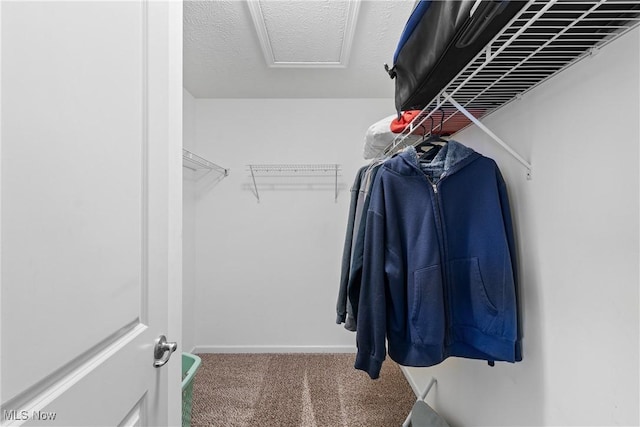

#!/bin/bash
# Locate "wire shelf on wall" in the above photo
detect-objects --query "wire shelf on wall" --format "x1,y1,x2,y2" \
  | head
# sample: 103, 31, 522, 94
246, 164, 342, 203
183, 149, 229, 179
386, 0, 640, 172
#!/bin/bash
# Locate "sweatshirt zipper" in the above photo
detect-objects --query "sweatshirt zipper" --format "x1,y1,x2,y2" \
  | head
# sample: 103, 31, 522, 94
427, 177, 451, 347
418, 153, 479, 348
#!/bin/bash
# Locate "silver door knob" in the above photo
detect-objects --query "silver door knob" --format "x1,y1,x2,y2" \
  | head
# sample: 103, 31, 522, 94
153, 335, 177, 368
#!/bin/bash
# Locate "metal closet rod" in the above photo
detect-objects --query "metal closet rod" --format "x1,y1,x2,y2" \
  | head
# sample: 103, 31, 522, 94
247, 164, 342, 172
385, 93, 532, 180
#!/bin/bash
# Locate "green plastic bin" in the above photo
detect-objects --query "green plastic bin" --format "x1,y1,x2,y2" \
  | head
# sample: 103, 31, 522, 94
182, 353, 201, 427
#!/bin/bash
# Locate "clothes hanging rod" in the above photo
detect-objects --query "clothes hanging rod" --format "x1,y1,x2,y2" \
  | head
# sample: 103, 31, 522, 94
247, 164, 342, 173
384, 94, 531, 179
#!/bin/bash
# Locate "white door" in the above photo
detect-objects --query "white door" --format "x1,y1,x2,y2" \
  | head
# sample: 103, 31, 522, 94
1, 1, 183, 426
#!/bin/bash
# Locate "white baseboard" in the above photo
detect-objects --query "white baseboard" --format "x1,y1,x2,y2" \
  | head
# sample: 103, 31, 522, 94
399, 366, 421, 397
192, 345, 357, 354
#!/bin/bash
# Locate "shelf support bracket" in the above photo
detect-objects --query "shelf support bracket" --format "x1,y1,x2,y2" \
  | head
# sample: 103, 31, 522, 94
182, 149, 229, 179
249, 165, 260, 203
334, 164, 339, 203
443, 92, 532, 180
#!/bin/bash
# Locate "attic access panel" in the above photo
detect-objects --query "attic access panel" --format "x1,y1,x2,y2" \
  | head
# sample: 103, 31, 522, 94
247, 0, 360, 68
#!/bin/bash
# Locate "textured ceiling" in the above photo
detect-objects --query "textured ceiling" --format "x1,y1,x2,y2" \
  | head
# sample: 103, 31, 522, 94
254, 0, 351, 64
183, 0, 416, 98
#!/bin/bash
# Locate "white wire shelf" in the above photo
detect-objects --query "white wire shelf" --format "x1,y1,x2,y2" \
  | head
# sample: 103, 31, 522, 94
183, 149, 229, 178
248, 164, 341, 175
386, 0, 640, 165
246, 164, 342, 202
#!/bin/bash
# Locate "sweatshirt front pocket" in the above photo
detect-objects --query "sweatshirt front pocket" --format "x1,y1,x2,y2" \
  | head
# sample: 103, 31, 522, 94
410, 265, 446, 345
449, 257, 499, 333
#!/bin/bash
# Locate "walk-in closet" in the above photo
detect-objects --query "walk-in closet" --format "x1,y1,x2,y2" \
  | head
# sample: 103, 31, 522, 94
179, 1, 640, 425
2, 0, 639, 426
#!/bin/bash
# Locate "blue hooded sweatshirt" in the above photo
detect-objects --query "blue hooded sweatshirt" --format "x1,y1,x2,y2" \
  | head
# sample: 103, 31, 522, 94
355, 141, 521, 379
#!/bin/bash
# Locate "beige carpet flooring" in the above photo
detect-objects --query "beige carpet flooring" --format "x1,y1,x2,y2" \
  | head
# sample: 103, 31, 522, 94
190, 353, 416, 427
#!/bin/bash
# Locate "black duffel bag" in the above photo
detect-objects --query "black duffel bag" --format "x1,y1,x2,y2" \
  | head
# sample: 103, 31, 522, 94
388, 0, 527, 115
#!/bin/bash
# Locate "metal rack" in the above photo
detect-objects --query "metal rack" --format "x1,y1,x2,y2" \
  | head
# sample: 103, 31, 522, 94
246, 164, 342, 203
183, 149, 229, 179
385, 0, 640, 179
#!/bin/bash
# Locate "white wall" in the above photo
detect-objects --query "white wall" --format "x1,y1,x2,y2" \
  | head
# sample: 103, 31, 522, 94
404, 28, 640, 426
187, 28, 639, 425
182, 88, 197, 353
191, 98, 392, 351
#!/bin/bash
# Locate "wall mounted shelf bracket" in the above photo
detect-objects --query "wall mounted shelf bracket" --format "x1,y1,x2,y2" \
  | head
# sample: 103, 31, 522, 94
443, 92, 533, 180
183, 149, 229, 180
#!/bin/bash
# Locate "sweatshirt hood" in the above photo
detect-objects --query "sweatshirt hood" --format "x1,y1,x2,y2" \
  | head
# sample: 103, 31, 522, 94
385, 140, 479, 178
